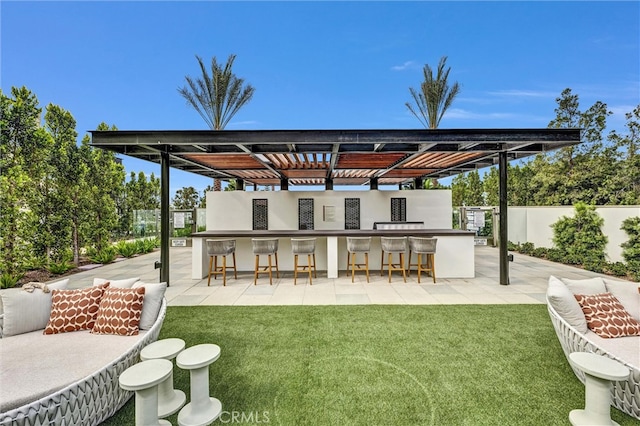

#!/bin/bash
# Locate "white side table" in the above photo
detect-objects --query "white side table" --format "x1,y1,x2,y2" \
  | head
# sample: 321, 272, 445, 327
569, 352, 629, 426
119, 359, 173, 426
141, 338, 187, 418
176, 343, 222, 426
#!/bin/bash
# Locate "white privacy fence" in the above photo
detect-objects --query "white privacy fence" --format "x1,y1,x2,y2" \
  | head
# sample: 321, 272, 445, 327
507, 206, 640, 263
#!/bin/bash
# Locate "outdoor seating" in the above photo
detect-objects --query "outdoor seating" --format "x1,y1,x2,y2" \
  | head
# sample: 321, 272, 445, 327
407, 237, 437, 283
346, 237, 371, 283
291, 238, 317, 285
380, 237, 407, 283
252, 238, 279, 285
546, 276, 640, 420
206, 239, 237, 286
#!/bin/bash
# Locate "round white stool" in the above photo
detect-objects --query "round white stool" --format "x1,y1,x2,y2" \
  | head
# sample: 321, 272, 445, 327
569, 352, 629, 426
140, 338, 187, 418
119, 359, 173, 426
176, 344, 222, 426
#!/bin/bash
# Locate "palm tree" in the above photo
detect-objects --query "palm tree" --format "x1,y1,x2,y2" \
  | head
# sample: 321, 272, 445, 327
178, 54, 255, 190
406, 56, 461, 129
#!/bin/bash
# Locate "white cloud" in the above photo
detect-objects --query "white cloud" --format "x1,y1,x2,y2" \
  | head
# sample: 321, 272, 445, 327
391, 61, 418, 71
486, 89, 557, 99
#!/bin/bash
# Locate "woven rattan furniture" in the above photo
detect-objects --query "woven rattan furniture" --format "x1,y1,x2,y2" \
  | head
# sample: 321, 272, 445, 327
380, 237, 407, 283
119, 359, 173, 426
252, 238, 279, 285
407, 237, 437, 283
346, 237, 371, 283
547, 296, 640, 420
291, 238, 317, 285
177, 344, 222, 426
206, 239, 237, 286
0, 299, 167, 426
140, 338, 187, 418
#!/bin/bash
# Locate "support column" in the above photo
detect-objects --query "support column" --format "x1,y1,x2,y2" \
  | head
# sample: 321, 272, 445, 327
161, 151, 170, 286
280, 177, 289, 191
499, 151, 509, 285
325, 178, 333, 190
414, 177, 423, 189
237, 179, 244, 191
370, 177, 378, 190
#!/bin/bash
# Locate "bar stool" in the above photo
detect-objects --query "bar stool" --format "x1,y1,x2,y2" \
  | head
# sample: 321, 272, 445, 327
346, 237, 371, 283
119, 359, 173, 426
380, 237, 407, 283
291, 238, 317, 285
140, 338, 187, 418
206, 239, 237, 286
407, 237, 437, 283
252, 238, 279, 285
177, 344, 222, 426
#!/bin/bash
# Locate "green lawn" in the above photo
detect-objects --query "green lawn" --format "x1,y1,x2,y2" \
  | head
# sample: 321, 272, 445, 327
103, 305, 637, 425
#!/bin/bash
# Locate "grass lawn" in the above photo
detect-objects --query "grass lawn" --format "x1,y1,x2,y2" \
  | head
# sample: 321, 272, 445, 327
103, 305, 637, 425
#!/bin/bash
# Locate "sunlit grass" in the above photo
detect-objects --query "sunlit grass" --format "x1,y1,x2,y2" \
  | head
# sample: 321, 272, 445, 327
103, 305, 637, 425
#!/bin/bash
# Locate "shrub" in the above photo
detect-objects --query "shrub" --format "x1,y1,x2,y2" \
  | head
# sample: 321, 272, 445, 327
116, 240, 138, 258
532, 247, 548, 258
605, 262, 628, 277
0, 273, 22, 289
90, 246, 117, 264
47, 260, 73, 274
620, 216, 640, 281
552, 203, 607, 266
519, 242, 535, 255
507, 241, 519, 251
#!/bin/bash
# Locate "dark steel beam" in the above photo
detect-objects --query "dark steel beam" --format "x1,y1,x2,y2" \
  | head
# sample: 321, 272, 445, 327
160, 151, 170, 286
499, 151, 509, 285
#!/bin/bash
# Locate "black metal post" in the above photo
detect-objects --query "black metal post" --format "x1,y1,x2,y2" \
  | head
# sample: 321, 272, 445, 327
325, 178, 333, 190
370, 177, 378, 190
414, 177, 424, 189
499, 151, 509, 285
160, 152, 170, 286
280, 177, 289, 191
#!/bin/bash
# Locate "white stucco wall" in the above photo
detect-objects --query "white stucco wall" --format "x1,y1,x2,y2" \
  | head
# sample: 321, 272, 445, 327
506, 206, 640, 263
207, 190, 453, 231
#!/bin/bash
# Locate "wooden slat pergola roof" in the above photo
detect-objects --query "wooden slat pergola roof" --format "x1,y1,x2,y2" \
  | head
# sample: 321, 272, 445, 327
90, 128, 581, 187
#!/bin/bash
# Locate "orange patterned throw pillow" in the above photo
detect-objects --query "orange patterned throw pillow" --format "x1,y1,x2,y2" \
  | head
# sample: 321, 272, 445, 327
91, 287, 145, 336
44, 283, 109, 334
574, 292, 640, 338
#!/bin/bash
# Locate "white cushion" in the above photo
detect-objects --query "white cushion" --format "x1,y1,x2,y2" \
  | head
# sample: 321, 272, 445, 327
92, 277, 140, 288
0, 279, 69, 337
547, 276, 588, 334
132, 282, 167, 330
561, 277, 607, 295
604, 278, 640, 322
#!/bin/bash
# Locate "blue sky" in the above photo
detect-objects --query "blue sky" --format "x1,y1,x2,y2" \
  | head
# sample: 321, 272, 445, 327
2, 1, 639, 197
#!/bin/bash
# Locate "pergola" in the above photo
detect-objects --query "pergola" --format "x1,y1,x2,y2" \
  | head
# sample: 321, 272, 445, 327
90, 128, 582, 285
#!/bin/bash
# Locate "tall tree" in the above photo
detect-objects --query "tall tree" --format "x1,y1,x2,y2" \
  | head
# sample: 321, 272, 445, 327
178, 54, 255, 191
406, 56, 461, 129
172, 186, 200, 209
0, 87, 50, 276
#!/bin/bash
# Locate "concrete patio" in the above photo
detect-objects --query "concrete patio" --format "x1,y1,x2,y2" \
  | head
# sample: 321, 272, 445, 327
63, 245, 622, 306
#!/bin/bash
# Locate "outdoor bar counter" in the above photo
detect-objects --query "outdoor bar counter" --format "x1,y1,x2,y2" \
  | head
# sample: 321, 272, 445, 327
191, 229, 475, 280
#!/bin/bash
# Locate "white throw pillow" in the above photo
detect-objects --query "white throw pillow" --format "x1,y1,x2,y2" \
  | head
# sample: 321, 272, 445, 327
604, 278, 640, 322
547, 276, 588, 334
0, 279, 69, 337
93, 277, 140, 288
132, 282, 167, 330
561, 277, 607, 295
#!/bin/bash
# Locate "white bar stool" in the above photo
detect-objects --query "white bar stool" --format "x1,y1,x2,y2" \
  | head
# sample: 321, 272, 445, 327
177, 343, 222, 426
119, 359, 173, 426
291, 238, 317, 285
140, 338, 187, 418
569, 352, 629, 426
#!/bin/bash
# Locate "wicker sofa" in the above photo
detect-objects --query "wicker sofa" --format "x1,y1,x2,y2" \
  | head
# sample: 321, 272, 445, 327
0, 279, 167, 426
546, 275, 640, 420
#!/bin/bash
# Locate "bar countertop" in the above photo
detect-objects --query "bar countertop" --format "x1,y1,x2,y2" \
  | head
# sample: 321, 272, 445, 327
192, 229, 474, 238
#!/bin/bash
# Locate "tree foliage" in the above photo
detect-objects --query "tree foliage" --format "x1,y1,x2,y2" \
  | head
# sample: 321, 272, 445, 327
406, 56, 461, 129
172, 186, 200, 209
